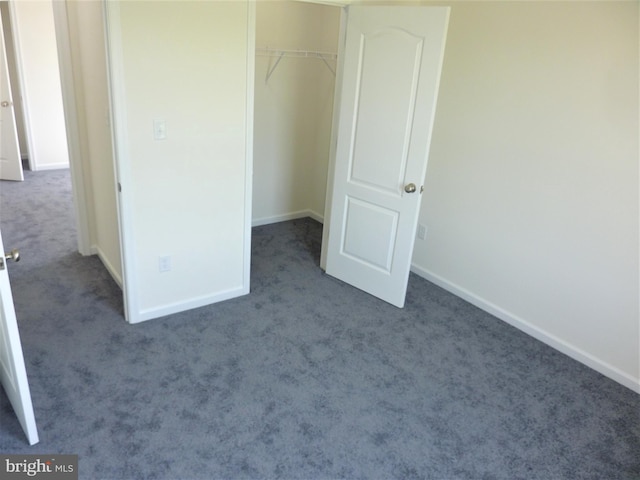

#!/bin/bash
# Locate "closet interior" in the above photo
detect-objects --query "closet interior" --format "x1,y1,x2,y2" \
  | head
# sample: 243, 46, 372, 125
252, 1, 341, 227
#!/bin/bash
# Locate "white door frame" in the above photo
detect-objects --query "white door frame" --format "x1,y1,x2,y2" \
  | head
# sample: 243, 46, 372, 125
320, 5, 347, 270
50, 0, 93, 256
102, 0, 137, 323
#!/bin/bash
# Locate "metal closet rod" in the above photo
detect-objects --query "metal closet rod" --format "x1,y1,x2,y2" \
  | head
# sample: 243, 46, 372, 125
256, 47, 338, 82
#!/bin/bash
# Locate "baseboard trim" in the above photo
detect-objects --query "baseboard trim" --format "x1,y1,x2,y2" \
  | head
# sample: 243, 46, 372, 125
252, 209, 324, 227
134, 285, 249, 324
31, 163, 70, 171
92, 245, 123, 288
410, 264, 640, 394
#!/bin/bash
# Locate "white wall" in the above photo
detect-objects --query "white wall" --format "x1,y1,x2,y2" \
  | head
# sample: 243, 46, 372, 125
11, 0, 68, 170
107, 1, 252, 322
411, 1, 639, 391
253, 1, 339, 225
64, 1, 121, 284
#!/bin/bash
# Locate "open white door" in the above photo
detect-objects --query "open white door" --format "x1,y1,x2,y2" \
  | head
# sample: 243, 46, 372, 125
325, 6, 449, 308
0, 228, 38, 445
0, 8, 22, 182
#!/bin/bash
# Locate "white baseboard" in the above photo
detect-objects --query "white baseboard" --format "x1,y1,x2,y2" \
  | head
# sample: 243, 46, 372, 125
134, 284, 249, 324
31, 163, 70, 171
410, 264, 640, 394
91, 245, 123, 288
252, 209, 324, 227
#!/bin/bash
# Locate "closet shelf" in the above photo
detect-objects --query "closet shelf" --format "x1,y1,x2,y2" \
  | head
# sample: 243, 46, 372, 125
256, 47, 338, 82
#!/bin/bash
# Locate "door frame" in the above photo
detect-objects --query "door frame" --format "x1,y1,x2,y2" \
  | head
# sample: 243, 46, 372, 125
50, 0, 93, 256
320, 5, 347, 271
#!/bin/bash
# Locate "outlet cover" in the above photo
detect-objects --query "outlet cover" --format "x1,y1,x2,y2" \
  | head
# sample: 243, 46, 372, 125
417, 224, 427, 240
158, 255, 171, 272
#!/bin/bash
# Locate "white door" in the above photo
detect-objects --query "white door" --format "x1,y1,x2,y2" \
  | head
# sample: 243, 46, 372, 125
0, 228, 38, 445
0, 8, 22, 182
325, 6, 449, 308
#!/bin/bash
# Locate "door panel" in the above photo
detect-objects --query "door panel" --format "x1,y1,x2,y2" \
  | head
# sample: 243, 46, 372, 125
325, 6, 449, 308
0, 228, 38, 445
350, 29, 423, 194
0, 8, 22, 182
342, 196, 399, 272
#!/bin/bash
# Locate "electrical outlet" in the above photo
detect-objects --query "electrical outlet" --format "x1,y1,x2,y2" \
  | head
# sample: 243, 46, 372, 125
417, 224, 427, 240
158, 255, 171, 273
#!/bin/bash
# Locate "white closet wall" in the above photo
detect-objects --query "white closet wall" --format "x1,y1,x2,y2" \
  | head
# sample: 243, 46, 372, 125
253, 1, 340, 226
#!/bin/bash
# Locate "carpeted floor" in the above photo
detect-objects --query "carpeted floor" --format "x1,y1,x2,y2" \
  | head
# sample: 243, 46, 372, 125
0, 169, 638, 479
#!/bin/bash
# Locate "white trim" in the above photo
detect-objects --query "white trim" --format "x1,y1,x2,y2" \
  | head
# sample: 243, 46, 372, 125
91, 245, 123, 288
103, 1, 138, 324
308, 209, 324, 224
50, 1, 93, 255
28, 163, 70, 172
135, 286, 248, 324
410, 264, 640, 394
252, 209, 324, 227
320, 5, 347, 271
244, 1, 255, 298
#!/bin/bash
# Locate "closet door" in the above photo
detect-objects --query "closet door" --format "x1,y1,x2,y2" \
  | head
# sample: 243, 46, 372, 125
324, 6, 449, 307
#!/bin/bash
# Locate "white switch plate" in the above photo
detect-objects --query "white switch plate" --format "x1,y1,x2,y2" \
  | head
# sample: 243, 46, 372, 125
153, 119, 167, 140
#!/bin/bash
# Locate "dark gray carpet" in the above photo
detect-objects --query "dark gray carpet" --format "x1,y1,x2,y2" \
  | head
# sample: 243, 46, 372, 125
0, 169, 638, 480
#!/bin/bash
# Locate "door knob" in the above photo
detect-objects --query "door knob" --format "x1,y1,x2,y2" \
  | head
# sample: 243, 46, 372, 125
404, 183, 417, 193
0, 249, 20, 271
5, 249, 20, 262
1, 101, 11, 107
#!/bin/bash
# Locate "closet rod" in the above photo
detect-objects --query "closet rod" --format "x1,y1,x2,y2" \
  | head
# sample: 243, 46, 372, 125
256, 47, 337, 82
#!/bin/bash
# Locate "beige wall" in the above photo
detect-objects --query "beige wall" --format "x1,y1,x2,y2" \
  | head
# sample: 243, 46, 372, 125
108, 1, 252, 321
411, 1, 639, 390
64, 1, 121, 284
11, 0, 69, 170
253, 1, 340, 225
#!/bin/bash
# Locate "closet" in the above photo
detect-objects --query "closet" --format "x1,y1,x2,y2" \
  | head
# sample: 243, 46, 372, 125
252, 1, 341, 227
